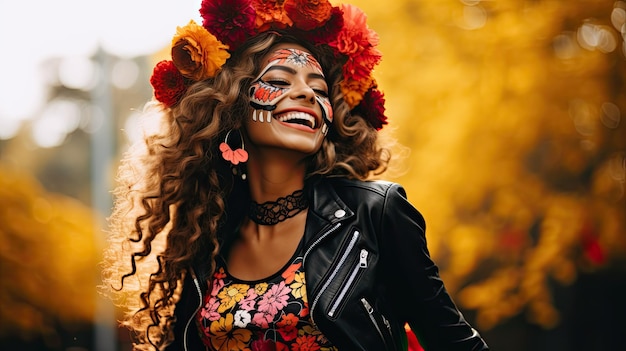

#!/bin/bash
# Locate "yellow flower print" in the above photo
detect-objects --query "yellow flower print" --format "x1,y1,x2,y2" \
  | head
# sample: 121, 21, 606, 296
217, 283, 249, 313
254, 282, 268, 295
209, 313, 252, 351
290, 272, 307, 304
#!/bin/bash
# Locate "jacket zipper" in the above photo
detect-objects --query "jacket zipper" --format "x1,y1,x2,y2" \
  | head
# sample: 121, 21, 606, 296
328, 248, 368, 318
302, 222, 342, 265
307, 227, 357, 325
360, 297, 389, 348
183, 269, 204, 351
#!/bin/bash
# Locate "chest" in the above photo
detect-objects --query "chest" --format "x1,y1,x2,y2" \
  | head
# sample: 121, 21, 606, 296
196, 255, 338, 350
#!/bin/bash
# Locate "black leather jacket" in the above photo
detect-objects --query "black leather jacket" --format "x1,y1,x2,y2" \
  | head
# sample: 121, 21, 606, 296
167, 178, 489, 351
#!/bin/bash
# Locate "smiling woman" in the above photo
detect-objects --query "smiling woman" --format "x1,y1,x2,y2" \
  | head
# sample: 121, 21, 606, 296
100, 1, 489, 350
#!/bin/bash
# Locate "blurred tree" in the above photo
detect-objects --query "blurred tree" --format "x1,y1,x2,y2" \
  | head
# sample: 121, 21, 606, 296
351, 0, 626, 333
0, 166, 100, 349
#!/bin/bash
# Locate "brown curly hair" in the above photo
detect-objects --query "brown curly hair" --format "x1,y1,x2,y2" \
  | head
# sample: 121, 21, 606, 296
101, 31, 391, 350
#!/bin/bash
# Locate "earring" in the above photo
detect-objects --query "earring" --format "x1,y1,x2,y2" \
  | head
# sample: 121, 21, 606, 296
219, 129, 249, 180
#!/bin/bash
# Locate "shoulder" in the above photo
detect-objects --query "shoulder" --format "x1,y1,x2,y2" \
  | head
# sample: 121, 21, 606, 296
323, 178, 408, 207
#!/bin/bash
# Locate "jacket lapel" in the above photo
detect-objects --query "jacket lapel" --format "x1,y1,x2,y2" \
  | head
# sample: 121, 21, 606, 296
303, 179, 355, 246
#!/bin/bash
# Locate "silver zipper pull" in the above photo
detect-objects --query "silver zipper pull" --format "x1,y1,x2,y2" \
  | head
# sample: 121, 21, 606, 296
383, 315, 392, 332
361, 297, 374, 314
359, 249, 368, 268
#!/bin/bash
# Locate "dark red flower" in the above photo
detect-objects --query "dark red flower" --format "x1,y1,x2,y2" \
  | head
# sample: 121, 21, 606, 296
299, 6, 344, 45
353, 87, 387, 130
200, 0, 256, 49
149, 60, 187, 108
251, 339, 277, 351
284, 0, 333, 31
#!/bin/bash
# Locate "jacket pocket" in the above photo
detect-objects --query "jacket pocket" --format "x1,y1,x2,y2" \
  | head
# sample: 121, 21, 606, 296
361, 297, 394, 348
327, 248, 369, 318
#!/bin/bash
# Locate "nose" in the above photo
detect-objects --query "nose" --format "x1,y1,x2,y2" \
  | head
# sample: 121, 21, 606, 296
290, 80, 316, 104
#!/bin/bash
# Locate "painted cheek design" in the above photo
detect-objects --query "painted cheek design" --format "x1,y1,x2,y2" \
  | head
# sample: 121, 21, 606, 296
249, 80, 288, 123
316, 96, 333, 135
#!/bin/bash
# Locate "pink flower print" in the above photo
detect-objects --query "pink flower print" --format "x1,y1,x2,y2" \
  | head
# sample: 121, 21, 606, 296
251, 310, 274, 329
200, 297, 221, 321
240, 288, 258, 311
258, 281, 291, 316
211, 278, 225, 296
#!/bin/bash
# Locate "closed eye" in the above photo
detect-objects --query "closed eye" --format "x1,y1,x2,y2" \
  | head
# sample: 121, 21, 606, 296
264, 79, 290, 87
314, 89, 329, 97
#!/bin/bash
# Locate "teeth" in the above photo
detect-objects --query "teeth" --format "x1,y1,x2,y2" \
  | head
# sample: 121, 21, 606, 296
277, 112, 316, 129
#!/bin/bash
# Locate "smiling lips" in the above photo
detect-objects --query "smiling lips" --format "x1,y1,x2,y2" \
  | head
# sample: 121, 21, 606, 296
275, 111, 318, 129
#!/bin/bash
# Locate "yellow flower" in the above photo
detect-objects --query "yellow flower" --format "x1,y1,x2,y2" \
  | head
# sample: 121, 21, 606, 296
171, 20, 230, 81
217, 283, 249, 313
254, 282, 268, 295
209, 314, 252, 351
290, 272, 307, 304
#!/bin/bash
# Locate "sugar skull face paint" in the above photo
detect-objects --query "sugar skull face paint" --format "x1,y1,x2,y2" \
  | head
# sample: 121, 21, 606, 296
248, 48, 333, 134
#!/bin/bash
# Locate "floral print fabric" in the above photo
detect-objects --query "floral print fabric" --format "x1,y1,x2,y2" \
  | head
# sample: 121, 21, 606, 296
197, 253, 338, 351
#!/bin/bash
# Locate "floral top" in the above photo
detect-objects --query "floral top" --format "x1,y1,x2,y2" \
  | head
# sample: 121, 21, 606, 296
196, 246, 338, 351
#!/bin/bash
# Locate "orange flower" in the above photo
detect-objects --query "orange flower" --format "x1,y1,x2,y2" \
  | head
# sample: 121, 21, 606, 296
340, 76, 374, 108
284, 0, 333, 31
281, 262, 301, 284
253, 0, 293, 31
171, 20, 230, 81
209, 314, 252, 350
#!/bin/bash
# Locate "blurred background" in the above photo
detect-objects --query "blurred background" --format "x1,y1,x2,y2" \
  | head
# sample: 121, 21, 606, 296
1, 0, 624, 350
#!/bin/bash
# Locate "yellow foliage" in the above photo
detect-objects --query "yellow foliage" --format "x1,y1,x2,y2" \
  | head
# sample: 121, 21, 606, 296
0, 166, 101, 338
347, 0, 626, 329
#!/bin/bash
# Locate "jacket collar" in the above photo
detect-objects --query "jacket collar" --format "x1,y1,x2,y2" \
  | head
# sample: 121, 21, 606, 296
303, 178, 355, 245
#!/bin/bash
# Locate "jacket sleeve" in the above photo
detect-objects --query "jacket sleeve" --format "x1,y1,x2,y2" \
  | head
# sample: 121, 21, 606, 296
379, 183, 489, 351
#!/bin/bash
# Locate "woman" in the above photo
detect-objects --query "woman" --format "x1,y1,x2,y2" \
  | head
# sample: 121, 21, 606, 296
101, 1, 489, 350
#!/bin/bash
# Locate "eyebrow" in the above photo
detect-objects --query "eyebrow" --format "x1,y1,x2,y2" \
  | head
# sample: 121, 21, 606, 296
265, 65, 326, 82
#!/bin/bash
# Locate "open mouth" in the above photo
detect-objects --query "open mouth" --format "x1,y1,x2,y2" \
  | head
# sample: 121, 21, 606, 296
275, 111, 317, 129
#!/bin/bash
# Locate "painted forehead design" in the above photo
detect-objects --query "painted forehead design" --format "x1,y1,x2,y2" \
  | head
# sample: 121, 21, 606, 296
256, 48, 323, 79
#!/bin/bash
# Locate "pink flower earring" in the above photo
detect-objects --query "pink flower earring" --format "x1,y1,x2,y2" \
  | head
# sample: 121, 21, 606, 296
219, 129, 248, 180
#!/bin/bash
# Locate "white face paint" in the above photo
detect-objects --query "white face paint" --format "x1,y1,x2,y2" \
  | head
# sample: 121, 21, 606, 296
248, 47, 333, 135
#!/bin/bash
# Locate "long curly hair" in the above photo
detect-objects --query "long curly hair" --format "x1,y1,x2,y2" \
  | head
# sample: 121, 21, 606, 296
101, 32, 391, 350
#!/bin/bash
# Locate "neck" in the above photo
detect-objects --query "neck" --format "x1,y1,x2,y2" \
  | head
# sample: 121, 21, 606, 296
245, 149, 308, 203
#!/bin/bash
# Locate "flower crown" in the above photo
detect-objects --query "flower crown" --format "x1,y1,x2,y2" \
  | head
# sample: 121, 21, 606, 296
150, 0, 387, 130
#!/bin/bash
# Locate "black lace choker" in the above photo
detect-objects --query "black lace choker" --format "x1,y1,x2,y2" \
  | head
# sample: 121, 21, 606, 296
248, 189, 308, 225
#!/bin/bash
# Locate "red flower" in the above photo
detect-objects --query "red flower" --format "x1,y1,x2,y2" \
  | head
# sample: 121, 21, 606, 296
253, 0, 294, 31
200, 0, 256, 49
284, 0, 333, 31
406, 327, 424, 351
251, 339, 277, 351
353, 87, 387, 130
292, 335, 320, 351
329, 3, 382, 81
299, 6, 344, 45
149, 60, 187, 108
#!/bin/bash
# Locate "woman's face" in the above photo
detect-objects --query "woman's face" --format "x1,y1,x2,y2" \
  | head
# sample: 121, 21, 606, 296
244, 43, 333, 157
